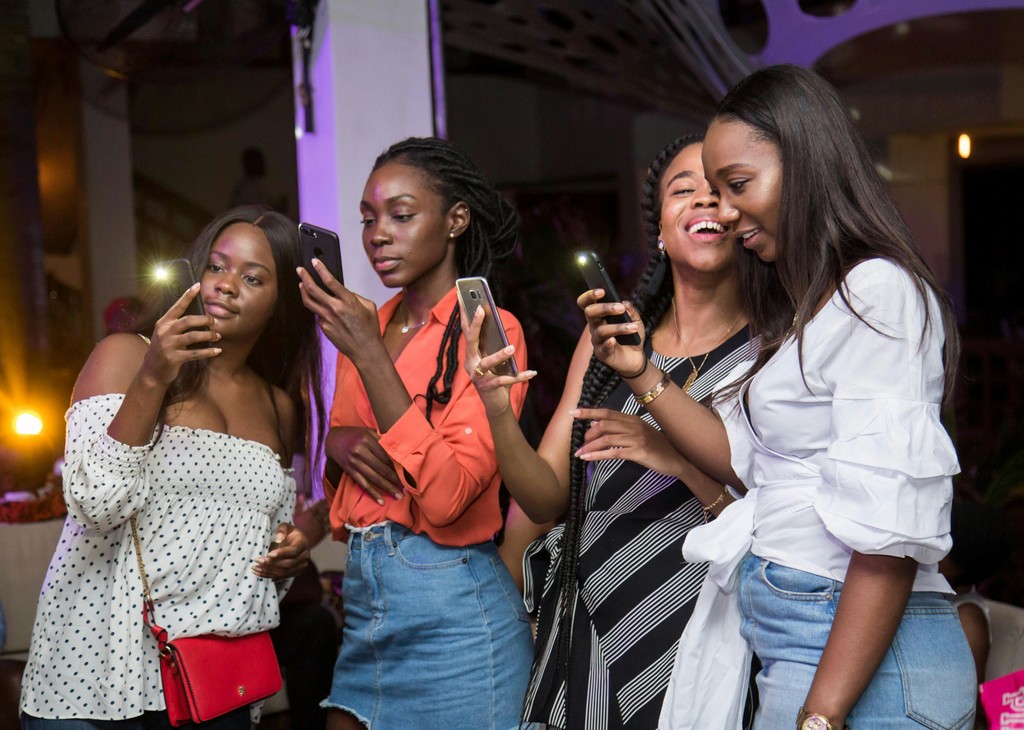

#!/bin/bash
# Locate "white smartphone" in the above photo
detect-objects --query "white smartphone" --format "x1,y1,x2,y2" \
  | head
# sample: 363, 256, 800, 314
455, 276, 518, 376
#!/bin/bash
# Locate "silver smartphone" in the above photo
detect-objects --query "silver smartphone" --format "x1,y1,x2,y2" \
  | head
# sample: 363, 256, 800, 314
575, 250, 642, 346
455, 276, 518, 376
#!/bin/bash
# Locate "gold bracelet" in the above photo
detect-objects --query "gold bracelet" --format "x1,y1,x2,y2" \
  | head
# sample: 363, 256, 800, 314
702, 486, 729, 523
634, 371, 671, 406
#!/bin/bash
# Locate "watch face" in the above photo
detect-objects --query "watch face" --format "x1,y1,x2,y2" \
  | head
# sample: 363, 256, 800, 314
801, 717, 829, 730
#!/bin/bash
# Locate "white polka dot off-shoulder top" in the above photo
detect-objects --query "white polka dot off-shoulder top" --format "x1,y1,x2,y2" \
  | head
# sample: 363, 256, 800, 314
19, 393, 296, 720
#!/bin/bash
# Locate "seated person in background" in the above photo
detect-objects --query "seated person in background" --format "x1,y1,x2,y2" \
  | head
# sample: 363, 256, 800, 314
940, 500, 1013, 685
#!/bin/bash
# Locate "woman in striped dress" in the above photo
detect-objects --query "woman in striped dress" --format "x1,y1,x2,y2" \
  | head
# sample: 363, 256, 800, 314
463, 135, 756, 729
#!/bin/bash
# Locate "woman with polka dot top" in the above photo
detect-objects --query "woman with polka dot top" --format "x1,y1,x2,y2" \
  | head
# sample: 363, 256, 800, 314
19, 206, 327, 730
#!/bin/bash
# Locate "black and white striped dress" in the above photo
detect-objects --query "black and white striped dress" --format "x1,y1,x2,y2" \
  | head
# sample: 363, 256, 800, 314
522, 328, 754, 730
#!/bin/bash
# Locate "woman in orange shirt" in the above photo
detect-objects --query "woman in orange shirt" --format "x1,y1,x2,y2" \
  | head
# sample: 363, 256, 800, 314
297, 137, 534, 730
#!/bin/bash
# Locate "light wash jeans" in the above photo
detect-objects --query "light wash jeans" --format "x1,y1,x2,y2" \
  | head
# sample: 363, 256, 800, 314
739, 554, 976, 729
322, 522, 534, 730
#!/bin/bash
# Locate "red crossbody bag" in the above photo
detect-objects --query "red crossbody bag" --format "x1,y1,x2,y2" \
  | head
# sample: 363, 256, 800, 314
130, 517, 283, 726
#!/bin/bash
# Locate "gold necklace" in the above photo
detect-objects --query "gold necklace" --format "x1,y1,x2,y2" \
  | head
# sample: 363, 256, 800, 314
670, 300, 743, 393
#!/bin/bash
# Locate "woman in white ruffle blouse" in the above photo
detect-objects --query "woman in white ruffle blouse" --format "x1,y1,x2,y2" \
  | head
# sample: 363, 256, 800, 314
20, 207, 326, 730
579, 65, 977, 730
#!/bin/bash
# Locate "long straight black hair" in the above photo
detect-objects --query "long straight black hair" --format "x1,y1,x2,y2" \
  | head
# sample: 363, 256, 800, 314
714, 64, 960, 408
137, 206, 326, 468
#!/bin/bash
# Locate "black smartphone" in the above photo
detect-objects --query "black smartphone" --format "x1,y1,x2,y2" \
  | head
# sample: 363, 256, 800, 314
158, 258, 208, 349
299, 222, 344, 293
455, 276, 518, 376
575, 250, 642, 346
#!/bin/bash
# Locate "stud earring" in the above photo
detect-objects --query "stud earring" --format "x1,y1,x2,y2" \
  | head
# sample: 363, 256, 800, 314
658, 239, 666, 255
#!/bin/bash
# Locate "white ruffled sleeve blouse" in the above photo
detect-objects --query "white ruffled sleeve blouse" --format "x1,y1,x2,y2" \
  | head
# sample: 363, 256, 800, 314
659, 259, 960, 730
737, 258, 959, 589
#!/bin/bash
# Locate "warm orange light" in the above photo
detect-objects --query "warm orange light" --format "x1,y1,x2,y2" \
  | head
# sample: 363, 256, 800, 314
14, 411, 43, 436
958, 133, 971, 159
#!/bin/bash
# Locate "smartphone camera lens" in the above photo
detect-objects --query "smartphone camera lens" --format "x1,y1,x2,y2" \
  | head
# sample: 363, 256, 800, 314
470, 290, 480, 300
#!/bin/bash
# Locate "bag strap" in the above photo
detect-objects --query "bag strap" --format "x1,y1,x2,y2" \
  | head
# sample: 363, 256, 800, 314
130, 516, 172, 656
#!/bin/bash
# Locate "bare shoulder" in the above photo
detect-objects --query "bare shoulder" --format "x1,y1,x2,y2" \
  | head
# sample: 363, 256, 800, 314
71, 333, 149, 404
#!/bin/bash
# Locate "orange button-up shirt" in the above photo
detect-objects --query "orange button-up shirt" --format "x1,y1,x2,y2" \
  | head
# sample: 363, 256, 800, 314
325, 286, 528, 547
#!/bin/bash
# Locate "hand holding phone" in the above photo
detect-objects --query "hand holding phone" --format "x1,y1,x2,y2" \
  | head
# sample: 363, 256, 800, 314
456, 277, 518, 376
158, 258, 209, 349
299, 222, 344, 294
575, 251, 642, 346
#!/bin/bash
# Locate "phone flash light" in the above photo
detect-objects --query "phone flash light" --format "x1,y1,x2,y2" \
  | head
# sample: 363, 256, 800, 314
576, 253, 589, 266
153, 265, 169, 282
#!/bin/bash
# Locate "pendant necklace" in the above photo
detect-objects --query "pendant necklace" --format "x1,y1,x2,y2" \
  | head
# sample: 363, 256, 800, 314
671, 301, 743, 394
400, 320, 427, 334
399, 303, 428, 334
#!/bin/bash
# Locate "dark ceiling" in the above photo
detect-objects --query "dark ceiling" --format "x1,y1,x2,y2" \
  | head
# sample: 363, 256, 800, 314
441, 0, 1024, 133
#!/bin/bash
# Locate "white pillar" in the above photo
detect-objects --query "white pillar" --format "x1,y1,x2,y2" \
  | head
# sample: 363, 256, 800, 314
293, 0, 436, 306
80, 65, 138, 338
292, 0, 437, 502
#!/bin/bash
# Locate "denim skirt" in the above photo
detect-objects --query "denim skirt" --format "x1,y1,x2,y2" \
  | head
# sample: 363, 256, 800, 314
323, 522, 534, 730
738, 554, 976, 730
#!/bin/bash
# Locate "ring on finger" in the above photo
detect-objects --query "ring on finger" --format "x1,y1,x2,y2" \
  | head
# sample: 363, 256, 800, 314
473, 366, 486, 377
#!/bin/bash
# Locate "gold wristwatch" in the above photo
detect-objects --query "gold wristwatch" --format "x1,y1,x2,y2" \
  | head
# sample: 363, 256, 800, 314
797, 708, 847, 730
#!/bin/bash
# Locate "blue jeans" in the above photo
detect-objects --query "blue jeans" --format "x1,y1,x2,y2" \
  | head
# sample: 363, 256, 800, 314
323, 522, 533, 730
739, 555, 976, 729
21, 707, 249, 730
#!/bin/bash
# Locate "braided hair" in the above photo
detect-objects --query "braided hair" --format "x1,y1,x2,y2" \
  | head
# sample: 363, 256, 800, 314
534, 134, 704, 716
371, 137, 519, 424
